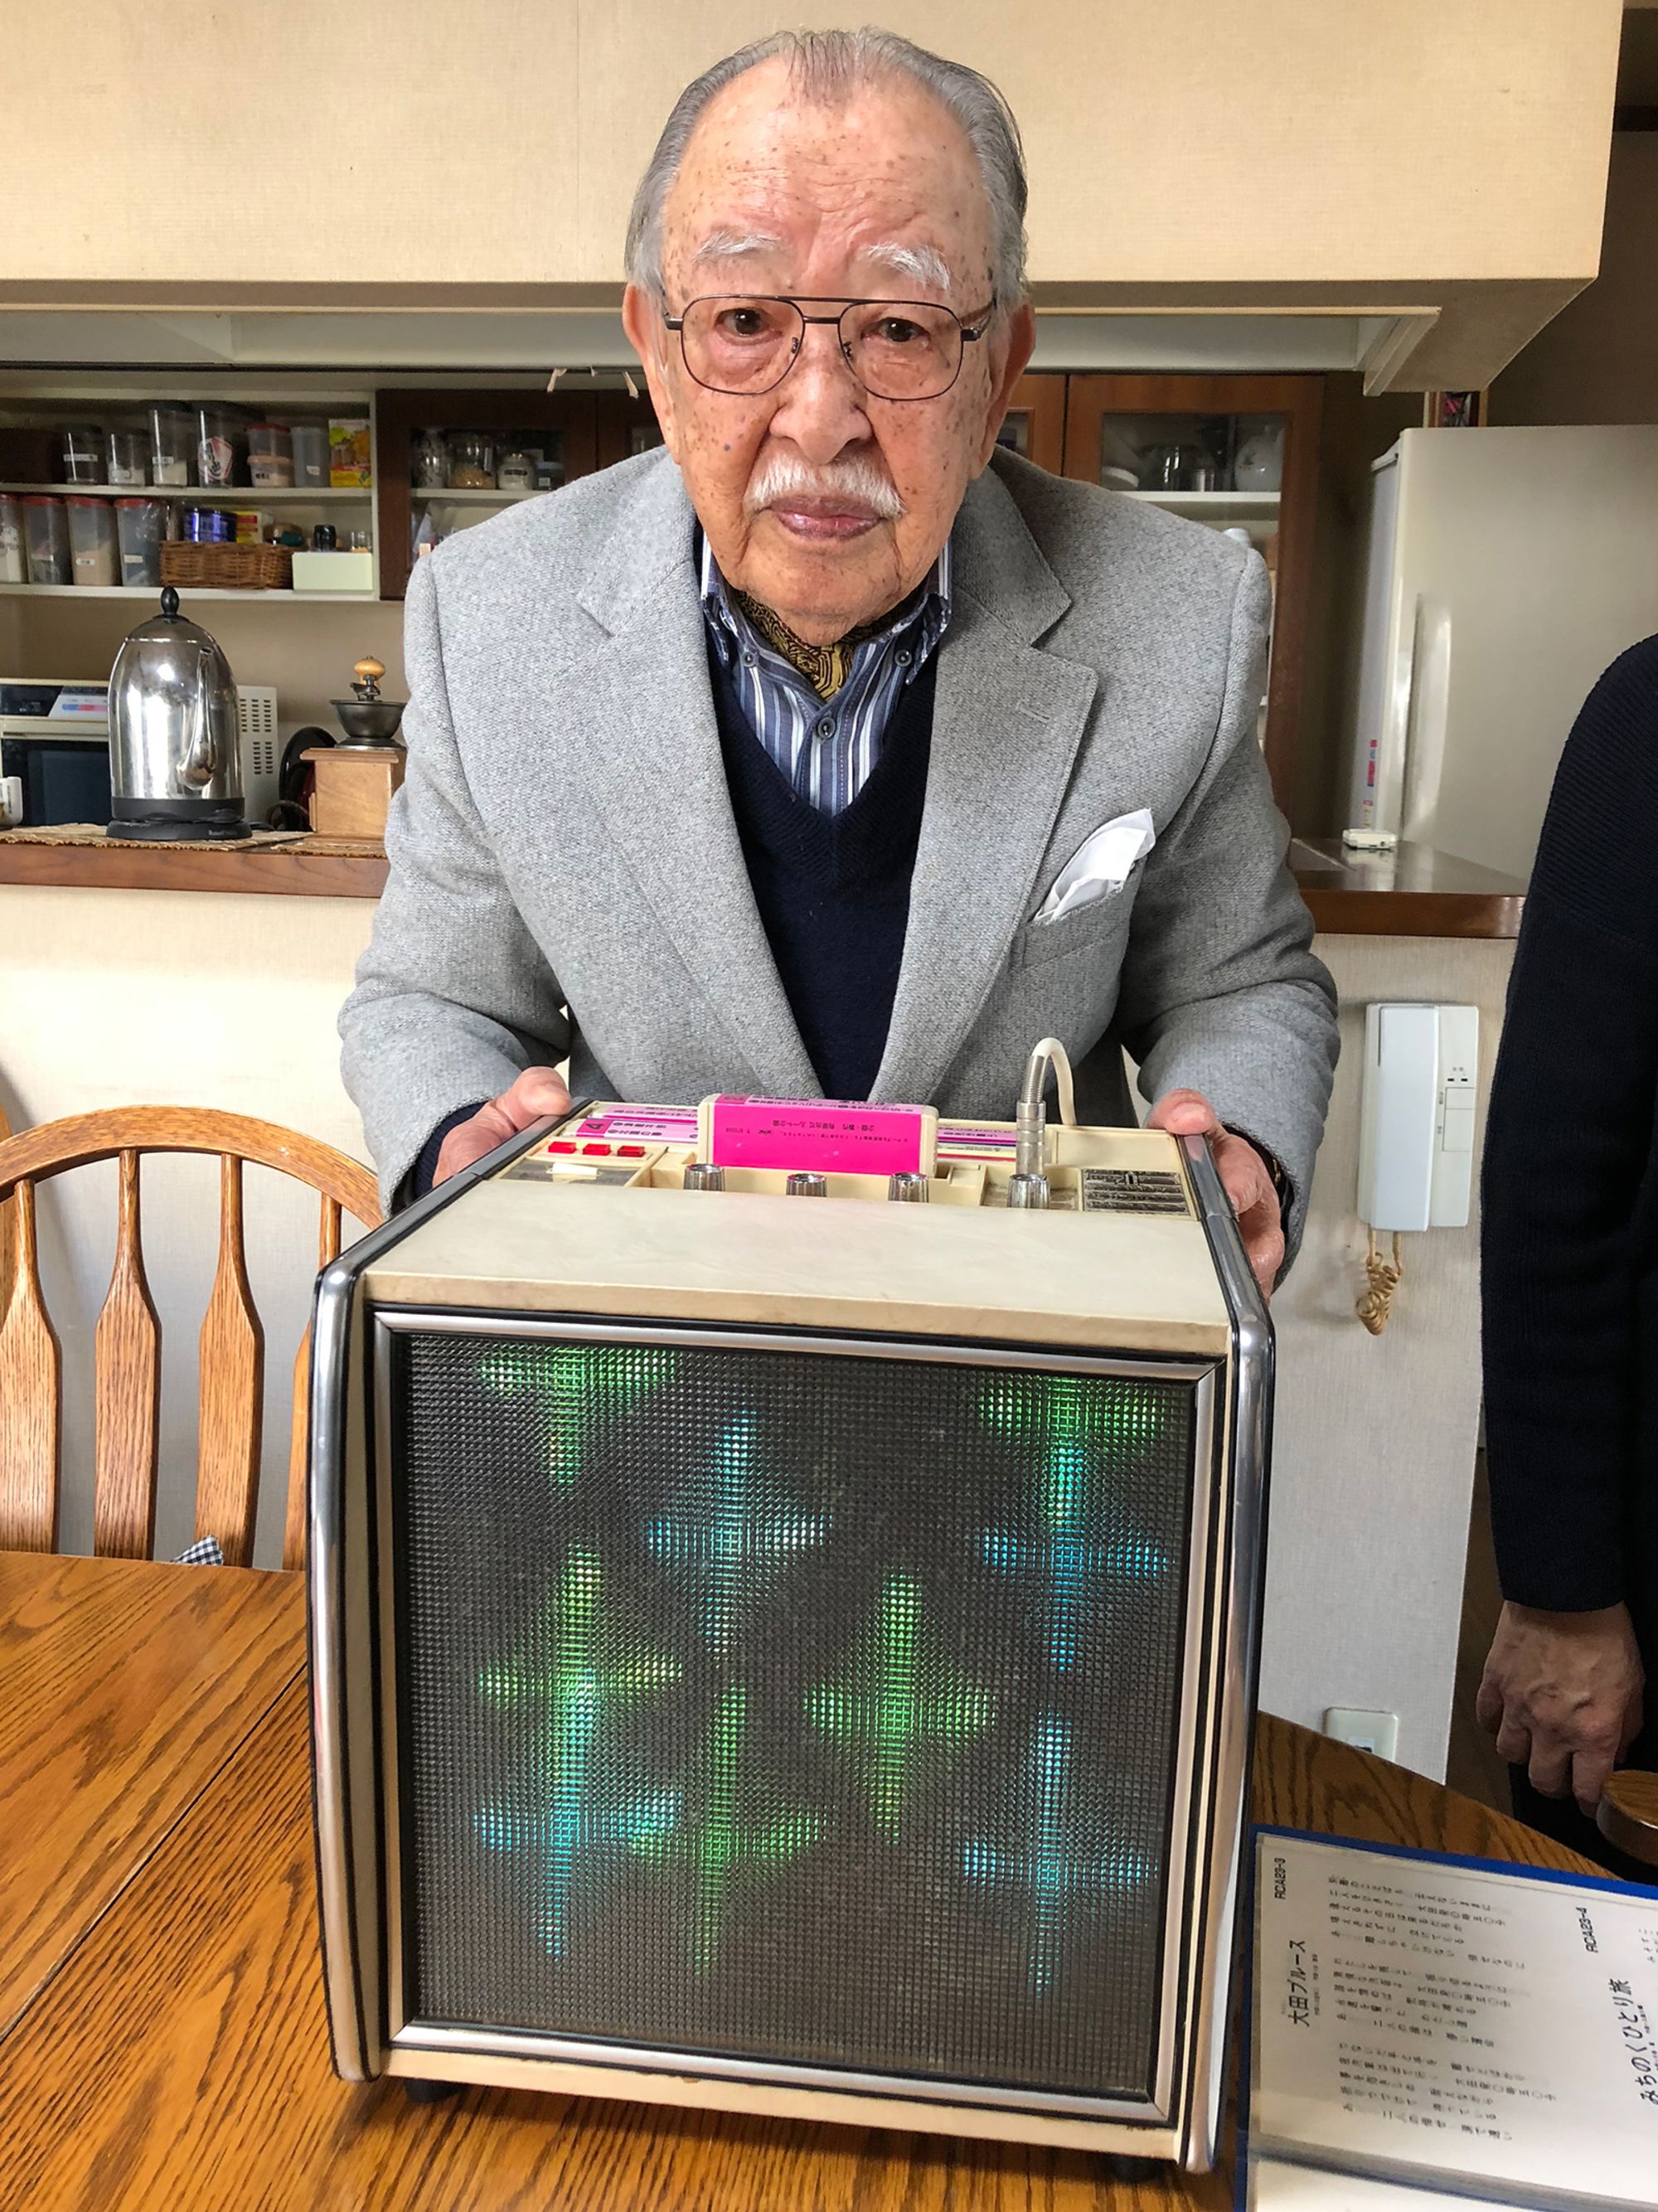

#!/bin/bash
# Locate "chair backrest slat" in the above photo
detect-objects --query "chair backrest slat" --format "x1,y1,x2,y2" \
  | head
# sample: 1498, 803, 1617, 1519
0, 1183, 63, 1550
283, 1194, 342, 1573
92, 1150, 162, 1559
0, 1108, 380, 1567
195, 1154, 265, 1568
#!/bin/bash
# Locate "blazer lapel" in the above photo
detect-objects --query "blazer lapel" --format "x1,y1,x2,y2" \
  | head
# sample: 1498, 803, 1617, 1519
570, 468, 818, 1096
873, 469, 1098, 1104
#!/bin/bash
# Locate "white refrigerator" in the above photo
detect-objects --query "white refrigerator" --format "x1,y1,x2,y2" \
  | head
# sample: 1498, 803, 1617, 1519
1345, 424, 1658, 881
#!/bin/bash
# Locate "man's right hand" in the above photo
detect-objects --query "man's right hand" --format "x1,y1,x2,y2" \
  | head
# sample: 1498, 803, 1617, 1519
1475, 1599, 1646, 1817
433, 1065, 572, 1187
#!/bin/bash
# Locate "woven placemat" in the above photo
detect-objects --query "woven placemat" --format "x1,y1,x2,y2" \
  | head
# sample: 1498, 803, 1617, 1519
0, 824, 384, 856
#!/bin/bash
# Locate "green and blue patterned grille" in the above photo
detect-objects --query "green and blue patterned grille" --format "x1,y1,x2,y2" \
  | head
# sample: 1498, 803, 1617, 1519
392, 1330, 1200, 2099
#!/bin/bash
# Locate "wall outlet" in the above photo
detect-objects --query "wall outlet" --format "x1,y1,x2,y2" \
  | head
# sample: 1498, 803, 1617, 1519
1321, 1706, 1399, 1761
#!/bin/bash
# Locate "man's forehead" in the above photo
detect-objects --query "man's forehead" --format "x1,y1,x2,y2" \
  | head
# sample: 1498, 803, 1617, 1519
664, 67, 987, 274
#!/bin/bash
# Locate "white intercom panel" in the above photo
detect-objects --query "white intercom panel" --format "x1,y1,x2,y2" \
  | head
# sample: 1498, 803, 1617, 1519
1357, 1002, 1479, 1232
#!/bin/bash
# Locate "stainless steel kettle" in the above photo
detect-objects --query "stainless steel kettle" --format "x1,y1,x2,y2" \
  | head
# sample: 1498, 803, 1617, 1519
106, 587, 250, 842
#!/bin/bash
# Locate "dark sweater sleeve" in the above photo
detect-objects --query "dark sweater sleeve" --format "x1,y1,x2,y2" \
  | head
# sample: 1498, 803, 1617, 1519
1481, 635, 1658, 1612
407, 1101, 488, 1203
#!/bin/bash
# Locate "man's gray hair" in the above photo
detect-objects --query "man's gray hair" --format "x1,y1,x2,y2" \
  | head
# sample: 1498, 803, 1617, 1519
624, 27, 1027, 312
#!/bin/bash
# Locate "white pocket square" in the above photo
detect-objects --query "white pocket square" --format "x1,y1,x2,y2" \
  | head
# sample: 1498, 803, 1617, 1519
1033, 808, 1156, 925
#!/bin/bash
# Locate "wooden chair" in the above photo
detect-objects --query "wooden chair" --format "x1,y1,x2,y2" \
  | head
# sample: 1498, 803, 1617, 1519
1600, 1772, 1658, 1870
0, 1098, 13, 1328
0, 1108, 380, 1569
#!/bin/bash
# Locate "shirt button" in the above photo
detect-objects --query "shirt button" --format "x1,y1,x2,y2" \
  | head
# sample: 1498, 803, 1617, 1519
894, 648, 913, 666
816, 716, 836, 740
742, 651, 758, 668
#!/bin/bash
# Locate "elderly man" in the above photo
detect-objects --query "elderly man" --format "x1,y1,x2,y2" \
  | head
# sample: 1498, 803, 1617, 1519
342, 28, 1337, 1289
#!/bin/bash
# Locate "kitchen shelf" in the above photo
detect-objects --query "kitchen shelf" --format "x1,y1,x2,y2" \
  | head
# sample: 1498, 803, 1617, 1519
410, 486, 546, 503
0, 482, 374, 502
0, 582, 378, 602
1122, 489, 1281, 512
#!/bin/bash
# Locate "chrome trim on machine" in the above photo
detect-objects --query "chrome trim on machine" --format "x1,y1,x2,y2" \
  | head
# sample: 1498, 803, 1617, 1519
306, 1114, 565, 2085
1177, 1132, 1274, 2170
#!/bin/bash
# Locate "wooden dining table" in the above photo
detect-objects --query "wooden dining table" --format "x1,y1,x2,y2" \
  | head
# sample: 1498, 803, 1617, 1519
0, 1550, 1600, 2212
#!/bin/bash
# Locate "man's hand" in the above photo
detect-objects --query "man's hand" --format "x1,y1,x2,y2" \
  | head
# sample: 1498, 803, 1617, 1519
1476, 1600, 1645, 1817
434, 1066, 572, 1187
1147, 1088, 1283, 1298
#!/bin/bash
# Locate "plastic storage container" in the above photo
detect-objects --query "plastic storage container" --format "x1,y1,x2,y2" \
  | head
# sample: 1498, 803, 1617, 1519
106, 430, 148, 485
24, 496, 70, 583
0, 492, 25, 583
66, 497, 119, 585
60, 425, 104, 484
196, 405, 247, 487
149, 404, 194, 486
290, 423, 328, 488
248, 423, 294, 488
115, 497, 167, 588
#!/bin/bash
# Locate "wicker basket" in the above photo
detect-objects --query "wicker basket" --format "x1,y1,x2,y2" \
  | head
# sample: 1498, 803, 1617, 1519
159, 541, 293, 591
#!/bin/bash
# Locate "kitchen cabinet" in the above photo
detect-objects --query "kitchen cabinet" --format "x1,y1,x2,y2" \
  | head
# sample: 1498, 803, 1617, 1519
0, 1, 1621, 392
374, 388, 658, 602
996, 375, 1066, 473
1062, 374, 1323, 813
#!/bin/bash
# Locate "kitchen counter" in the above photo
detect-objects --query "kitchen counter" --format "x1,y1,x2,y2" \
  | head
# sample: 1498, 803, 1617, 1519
0, 829, 1525, 935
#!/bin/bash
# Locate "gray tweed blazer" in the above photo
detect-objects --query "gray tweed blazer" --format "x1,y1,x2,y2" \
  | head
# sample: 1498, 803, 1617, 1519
341, 445, 1337, 1252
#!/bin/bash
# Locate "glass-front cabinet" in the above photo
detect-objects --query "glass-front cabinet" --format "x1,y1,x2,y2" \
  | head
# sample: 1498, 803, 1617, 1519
1059, 374, 1323, 812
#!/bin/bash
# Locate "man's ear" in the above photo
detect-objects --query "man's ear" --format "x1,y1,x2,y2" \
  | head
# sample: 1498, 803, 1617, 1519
623, 282, 680, 459
976, 299, 1037, 468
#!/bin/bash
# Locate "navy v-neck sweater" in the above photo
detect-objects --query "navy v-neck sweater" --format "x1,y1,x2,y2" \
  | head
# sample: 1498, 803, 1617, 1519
708, 640, 937, 1100
411, 651, 938, 1195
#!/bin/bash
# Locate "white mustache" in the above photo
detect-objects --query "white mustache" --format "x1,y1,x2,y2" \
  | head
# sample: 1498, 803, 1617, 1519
743, 454, 904, 521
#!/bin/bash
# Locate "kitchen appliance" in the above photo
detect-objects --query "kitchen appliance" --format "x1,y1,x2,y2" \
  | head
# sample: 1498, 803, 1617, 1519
331, 655, 405, 745
99, 594, 278, 839
0, 681, 117, 827
1343, 426, 1658, 876
308, 1055, 1271, 2170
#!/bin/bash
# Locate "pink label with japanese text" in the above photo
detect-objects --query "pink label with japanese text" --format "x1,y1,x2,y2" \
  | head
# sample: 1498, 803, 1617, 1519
706, 1096, 929, 1176
573, 1108, 700, 1144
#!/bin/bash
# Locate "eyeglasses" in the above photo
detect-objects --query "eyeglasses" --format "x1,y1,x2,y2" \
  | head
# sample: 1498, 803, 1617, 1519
662, 293, 996, 403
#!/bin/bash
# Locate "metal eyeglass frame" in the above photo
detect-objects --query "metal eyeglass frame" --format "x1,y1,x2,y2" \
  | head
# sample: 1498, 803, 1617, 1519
662, 293, 998, 401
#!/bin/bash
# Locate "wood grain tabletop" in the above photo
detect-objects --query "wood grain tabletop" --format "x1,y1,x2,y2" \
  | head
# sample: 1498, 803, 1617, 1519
0, 1551, 305, 2040
0, 1560, 1600, 2212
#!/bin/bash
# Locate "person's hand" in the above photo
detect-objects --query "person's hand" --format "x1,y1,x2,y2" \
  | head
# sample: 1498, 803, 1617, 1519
434, 1066, 571, 1187
1147, 1088, 1283, 1298
1476, 1600, 1645, 1817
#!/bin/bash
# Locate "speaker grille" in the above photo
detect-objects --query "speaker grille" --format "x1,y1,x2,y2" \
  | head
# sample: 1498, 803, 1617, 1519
390, 1326, 1202, 2101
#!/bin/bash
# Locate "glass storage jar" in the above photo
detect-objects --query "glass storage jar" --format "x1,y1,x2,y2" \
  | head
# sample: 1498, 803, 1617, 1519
414, 426, 449, 488
446, 430, 495, 489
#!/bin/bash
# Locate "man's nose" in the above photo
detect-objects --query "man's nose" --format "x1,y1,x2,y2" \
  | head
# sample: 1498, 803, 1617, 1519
767, 318, 873, 466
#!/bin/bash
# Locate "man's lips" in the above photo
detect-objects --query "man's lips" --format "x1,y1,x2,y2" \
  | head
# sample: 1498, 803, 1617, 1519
762, 497, 891, 541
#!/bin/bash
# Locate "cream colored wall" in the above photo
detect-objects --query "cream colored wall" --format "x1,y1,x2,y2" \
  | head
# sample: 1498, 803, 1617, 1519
0, 2, 1622, 387
1490, 133, 1658, 426
0, 885, 376, 1567
1263, 933, 1514, 1780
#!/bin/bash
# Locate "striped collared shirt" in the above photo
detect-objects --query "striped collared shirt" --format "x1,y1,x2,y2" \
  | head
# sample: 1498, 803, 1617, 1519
700, 532, 952, 816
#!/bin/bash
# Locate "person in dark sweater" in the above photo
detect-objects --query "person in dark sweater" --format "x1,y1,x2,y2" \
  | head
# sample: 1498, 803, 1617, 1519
1476, 633, 1658, 1872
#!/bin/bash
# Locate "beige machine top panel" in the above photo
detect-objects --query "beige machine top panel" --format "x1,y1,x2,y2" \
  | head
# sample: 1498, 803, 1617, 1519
366, 1127, 1233, 1357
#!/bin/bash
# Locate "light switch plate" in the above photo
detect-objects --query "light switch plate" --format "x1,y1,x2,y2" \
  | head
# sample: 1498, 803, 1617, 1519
1321, 1706, 1400, 1761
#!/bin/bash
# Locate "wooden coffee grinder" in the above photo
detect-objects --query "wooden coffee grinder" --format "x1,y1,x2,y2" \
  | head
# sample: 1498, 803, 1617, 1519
304, 657, 406, 838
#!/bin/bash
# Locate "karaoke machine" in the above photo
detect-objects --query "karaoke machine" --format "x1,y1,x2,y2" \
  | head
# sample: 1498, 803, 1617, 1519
308, 1045, 1271, 2168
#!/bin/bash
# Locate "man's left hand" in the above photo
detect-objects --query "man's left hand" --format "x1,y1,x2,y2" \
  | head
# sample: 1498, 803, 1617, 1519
1147, 1088, 1284, 1298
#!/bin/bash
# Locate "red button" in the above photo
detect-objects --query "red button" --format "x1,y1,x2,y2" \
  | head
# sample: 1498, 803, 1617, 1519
617, 1144, 647, 1158
547, 1141, 577, 1154
582, 1142, 611, 1156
